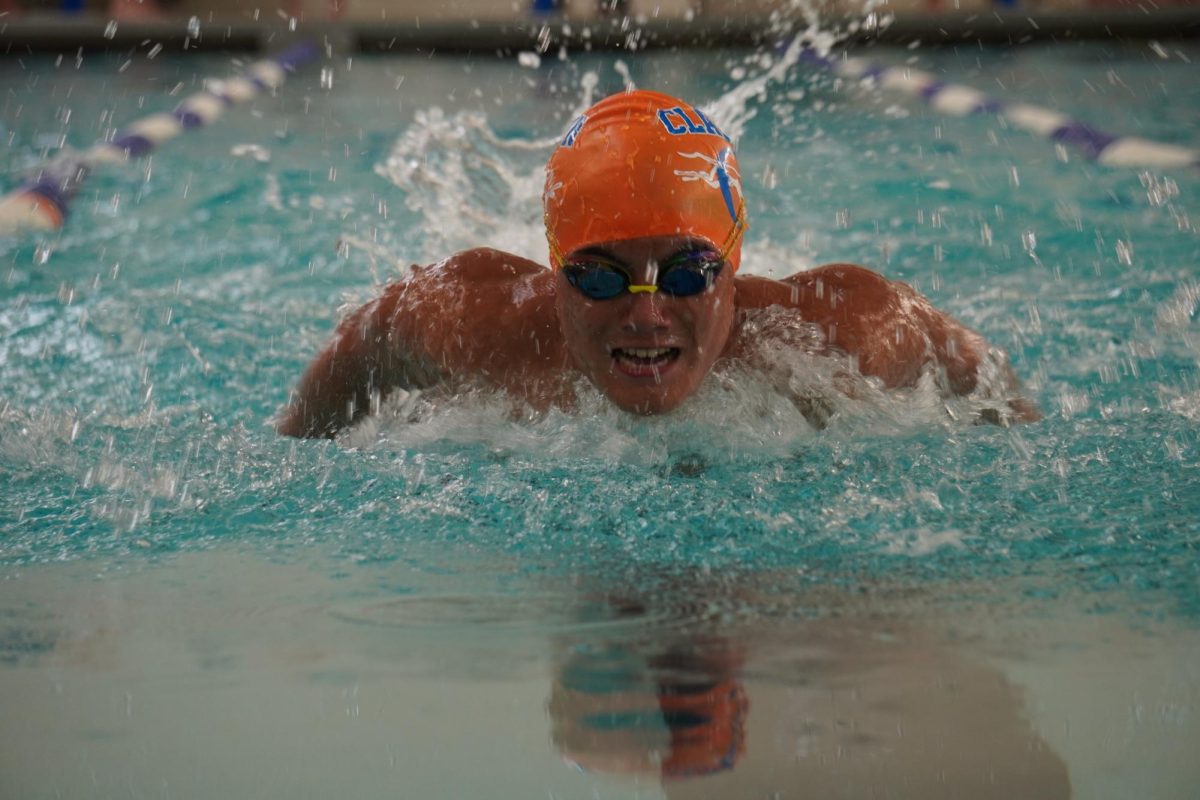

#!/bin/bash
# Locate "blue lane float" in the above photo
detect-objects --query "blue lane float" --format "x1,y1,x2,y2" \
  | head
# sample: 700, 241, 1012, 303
0, 40, 319, 235
797, 46, 1200, 172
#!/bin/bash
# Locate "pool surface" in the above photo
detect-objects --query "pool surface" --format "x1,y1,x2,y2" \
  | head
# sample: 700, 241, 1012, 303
1, 37, 1199, 798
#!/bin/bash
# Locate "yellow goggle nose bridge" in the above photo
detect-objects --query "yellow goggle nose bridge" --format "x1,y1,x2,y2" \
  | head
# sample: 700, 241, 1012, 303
627, 284, 658, 294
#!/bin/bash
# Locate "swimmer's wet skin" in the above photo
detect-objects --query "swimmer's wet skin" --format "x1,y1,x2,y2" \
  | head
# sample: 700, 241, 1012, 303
276, 90, 1039, 439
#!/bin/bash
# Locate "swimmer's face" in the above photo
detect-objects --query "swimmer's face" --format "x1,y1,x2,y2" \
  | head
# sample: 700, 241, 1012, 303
554, 235, 737, 414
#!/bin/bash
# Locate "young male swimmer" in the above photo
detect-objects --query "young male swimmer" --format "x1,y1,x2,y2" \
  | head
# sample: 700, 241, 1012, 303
277, 90, 1039, 439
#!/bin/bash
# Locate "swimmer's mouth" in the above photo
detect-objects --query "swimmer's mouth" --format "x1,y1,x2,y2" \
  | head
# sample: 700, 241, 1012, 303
612, 347, 680, 374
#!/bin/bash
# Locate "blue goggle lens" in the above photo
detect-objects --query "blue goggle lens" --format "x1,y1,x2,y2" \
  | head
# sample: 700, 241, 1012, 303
568, 266, 628, 299
563, 254, 721, 301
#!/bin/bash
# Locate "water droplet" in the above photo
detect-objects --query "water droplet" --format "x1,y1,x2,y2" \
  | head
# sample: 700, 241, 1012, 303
759, 163, 777, 190
517, 51, 541, 69
1139, 171, 1178, 208
979, 222, 993, 246
34, 242, 52, 265
1116, 239, 1134, 265
103, 20, 118, 39
320, 67, 334, 90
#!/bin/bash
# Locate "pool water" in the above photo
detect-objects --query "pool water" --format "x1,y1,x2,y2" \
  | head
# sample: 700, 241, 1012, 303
1, 38, 1199, 798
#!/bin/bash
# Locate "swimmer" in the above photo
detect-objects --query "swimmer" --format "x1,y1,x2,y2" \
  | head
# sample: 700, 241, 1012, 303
277, 90, 1039, 438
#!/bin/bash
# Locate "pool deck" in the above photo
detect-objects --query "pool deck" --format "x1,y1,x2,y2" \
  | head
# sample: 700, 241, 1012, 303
1, 9, 1198, 54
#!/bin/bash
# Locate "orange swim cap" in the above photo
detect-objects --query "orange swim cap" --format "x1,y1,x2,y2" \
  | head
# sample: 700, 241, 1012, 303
544, 89, 747, 271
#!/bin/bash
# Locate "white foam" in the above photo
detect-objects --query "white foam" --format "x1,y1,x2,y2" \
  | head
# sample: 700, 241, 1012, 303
374, 107, 553, 265
339, 303, 1031, 468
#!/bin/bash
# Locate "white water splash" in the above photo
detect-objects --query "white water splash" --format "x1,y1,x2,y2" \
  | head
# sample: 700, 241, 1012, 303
701, 0, 883, 142
374, 107, 555, 265
338, 306, 1031, 467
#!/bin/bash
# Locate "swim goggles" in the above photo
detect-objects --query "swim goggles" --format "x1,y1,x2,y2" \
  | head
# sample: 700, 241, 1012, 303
562, 250, 723, 300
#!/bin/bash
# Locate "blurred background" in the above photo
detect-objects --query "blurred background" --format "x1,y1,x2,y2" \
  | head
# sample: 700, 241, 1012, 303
2, 0, 1198, 44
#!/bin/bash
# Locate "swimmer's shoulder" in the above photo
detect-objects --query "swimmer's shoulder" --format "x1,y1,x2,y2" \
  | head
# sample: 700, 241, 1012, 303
734, 263, 896, 317
376, 247, 554, 320
401, 247, 549, 287
375, 247, 559, 361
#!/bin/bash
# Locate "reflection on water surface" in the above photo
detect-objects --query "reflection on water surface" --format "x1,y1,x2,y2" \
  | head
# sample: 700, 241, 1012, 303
2, 550, 1196, 799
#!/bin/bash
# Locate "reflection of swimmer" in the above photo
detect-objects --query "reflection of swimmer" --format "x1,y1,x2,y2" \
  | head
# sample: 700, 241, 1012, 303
546, 584, 1071, 798
549, 640, 748, 780
277, 90, 1039, 438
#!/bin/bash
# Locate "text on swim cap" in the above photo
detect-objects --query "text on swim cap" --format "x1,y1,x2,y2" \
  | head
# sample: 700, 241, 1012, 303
657, 107, 731, 142
561, 115, 587, 147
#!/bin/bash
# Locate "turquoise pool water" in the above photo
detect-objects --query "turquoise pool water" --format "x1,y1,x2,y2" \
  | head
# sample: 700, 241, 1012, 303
1, 40, 1199, 798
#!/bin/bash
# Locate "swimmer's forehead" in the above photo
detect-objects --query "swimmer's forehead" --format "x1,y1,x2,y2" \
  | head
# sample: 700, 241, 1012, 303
566, 236, 722, 259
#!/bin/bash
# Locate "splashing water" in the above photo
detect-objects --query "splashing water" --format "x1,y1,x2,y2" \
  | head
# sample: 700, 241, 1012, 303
373, 107, 555, 263
1, 29, 1199, 799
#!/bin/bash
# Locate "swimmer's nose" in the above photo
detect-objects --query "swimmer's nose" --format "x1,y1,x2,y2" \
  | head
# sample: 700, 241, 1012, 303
620, 289, 670, 332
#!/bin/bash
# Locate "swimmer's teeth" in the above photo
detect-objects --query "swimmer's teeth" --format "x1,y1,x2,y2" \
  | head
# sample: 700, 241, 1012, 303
614, 347, 676, 364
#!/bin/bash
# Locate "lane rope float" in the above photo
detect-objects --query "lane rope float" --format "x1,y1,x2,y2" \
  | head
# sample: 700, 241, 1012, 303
796, 45, 1199, 172
0, 40, 319, 235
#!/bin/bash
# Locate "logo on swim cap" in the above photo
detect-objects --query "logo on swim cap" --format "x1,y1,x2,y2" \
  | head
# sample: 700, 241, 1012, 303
544, 90, 748, 270
671, 148, 743, 227
656, 106, 731, 142
561, 114, 587, 147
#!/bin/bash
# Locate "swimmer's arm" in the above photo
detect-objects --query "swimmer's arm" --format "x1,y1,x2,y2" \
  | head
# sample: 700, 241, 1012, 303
276, 283, 430, 438
739, 265, 1041, 423
907, 287, 1042, 424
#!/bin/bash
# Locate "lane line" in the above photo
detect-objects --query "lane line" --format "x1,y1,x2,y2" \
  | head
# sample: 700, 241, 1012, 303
0, 41, 319, 235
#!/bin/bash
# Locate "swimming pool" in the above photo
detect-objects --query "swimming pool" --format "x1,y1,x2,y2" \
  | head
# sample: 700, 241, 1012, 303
1, 37, 1198, 798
